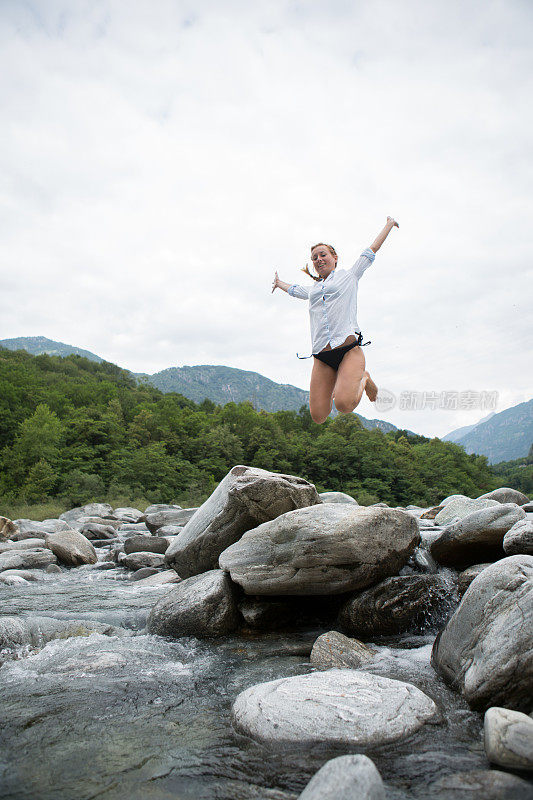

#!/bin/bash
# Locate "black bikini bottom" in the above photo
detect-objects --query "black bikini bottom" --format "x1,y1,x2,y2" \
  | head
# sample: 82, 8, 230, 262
312, 332, 370, 371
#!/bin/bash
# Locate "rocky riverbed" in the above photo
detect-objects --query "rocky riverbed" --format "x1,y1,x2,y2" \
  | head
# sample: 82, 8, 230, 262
1, 468, 532, 799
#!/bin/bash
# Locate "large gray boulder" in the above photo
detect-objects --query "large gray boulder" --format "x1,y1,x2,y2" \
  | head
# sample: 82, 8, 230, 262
427, 770, 533, 799
79, 522, 117, 540
147, 569, 240, 638
144, 507, 196, 533
112, 507, 143, 523
45, 531, 97, 566
503, 519, 533, 556
123, 535, 169, 555
430, 504, 526, 567
310, 631, 375, 670
219, 505, 419, 596
59, 503, 115, 527
297, 755, 385, 800
484, 707, 533, 771
479, 487, 530, 505
232, 669, 439, 747
166, 466, 320, 578
434, 497, 499, 526
119, 552, 166, 571
337, 574, 455, 637
319, 491, 358, 504
0, 549, 58, 572
11, 518, 71, 539
431, 555, 533, 712
0, 538, 49, 553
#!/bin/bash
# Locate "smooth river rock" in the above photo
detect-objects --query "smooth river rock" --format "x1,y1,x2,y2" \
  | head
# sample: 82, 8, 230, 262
119, 552, 166, 571
309, 631, 375, 670
430, 503, 526, 567
503, 519, 533, 556
431, 555, 533, 712
147, 569, 240, 638
45, 531, 97, 566
232, 669, 439, 747
428, 769, 533, 799
337, 574, 455, 637
123, 535, 169, 555
457, 563, 492, 596
59, 503, 115, 527
0, 616, 127, 649
484, 707, 533, 771
319, 491, 358, 504
0, 548, 58, 572
166, 465, 320, 578
479, 487, 530, 505
144, 507, 196, 533
434, 497, 499, 526
297, 755, 385, 800
219, 505, 420, 596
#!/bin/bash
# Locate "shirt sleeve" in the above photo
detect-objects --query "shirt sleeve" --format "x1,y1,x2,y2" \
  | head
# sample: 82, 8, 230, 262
287, 284, 310, 300
350, 248, 376, 280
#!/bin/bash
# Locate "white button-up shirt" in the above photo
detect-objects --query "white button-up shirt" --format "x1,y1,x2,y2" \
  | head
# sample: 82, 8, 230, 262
287, 248, 376, 355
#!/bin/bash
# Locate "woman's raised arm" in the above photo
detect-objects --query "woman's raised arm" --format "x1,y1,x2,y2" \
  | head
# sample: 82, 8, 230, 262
370, 216, 399, 253
272, 272, 310, 299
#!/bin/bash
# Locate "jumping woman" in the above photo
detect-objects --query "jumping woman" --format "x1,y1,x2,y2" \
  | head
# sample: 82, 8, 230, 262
272, 216, 399, 424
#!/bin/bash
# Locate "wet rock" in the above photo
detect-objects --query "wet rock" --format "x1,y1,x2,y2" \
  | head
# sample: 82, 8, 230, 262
484, 707, 533, 771
430, 504, 526, 567
134, 570, 182, 587
45, 563, 62, 574
479, 487, 530, 505
167, 466, 320, 578
0, 569, 41, 585
337, 574, 455, 637
130, 566, 160, 580
123, 535, 169, 555
147, 569, 240, 637
0, 516, 18, 541
119, 552, 166, 571
503, 519, 533, 556
144, 508, 195, 533
79, 522, 117, 540
297, 754, 385, 800
310, 631, 375, 670
220, 505, 420, 596
410, 547, 439, 573
238, 596, 341, 630
431, 555, 533, 712
457, 564, 492, 596
232, 669, 439, 747
45, 531, 97, 567
319, 491, 357, 504
427, 769, 533, 799
435, 497, 499, 526
0, 538, 49, 553
0, 616, 128, 650
112, 507, 143, 523
0, 549, 58, 572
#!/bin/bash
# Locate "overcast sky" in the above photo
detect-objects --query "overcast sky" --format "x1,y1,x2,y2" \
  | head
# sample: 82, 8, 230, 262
1, 0, 532, 438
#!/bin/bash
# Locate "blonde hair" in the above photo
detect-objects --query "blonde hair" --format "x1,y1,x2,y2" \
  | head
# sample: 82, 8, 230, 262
302, 243, 338, 281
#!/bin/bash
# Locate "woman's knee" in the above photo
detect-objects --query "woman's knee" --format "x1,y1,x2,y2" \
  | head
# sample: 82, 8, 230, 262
310, 406, 330, 424
334, 396, 359, 414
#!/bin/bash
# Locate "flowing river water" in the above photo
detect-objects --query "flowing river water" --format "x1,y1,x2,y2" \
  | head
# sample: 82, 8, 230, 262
0, 539, 492, 800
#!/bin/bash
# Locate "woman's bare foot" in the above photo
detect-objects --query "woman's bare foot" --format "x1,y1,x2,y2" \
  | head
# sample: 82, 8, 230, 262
363, 372, 378, 402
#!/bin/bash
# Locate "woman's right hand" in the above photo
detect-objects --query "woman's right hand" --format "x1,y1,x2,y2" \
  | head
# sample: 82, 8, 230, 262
272, 271, 280, 293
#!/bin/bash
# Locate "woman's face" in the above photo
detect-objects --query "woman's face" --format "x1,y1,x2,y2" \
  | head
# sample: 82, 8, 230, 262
311, 245, 337, 279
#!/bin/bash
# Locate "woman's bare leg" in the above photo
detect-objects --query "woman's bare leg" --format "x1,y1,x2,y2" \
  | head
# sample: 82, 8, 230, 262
309, 358, 337, 423
333, 348, 378, 413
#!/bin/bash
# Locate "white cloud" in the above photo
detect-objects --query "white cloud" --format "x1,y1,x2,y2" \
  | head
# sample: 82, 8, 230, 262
0, 0, 532, 437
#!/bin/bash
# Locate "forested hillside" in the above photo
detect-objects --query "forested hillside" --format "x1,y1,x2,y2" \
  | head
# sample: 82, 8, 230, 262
0, 347, 500, 510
